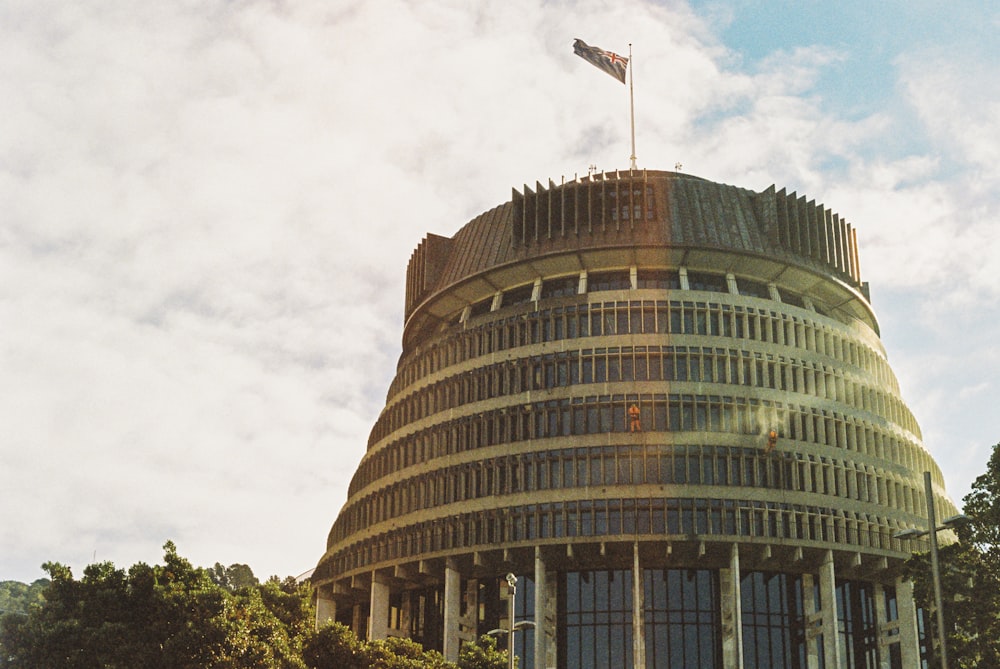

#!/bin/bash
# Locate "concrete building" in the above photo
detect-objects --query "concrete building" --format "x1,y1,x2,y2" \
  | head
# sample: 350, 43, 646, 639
313, 169, 956, 668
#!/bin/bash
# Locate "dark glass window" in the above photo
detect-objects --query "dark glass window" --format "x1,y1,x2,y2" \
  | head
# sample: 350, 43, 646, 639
782, 291, 807, 309
560, 570, 633, 669
513, 575, 536, 669
738, 278, 771, 299
644, 569, 720, 668
837, 579, 879, 669
542, 276, 578, 299
741, 572, 808, 669
504, 284, 534, 307
637, 270, 681, 289
588, 271, 632, 292
469, 297, 492, 317
687, 271, 727, 293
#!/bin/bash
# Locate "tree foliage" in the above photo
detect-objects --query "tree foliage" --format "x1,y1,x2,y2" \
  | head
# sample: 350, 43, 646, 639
0, 543, 307, 669
0, 544, 509, 669
905, 442, 1000, 669
456, 635, 510, 669
0, 579, 48, 617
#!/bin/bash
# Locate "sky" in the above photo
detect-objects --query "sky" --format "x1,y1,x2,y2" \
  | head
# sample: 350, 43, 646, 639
1, 0, 998, 584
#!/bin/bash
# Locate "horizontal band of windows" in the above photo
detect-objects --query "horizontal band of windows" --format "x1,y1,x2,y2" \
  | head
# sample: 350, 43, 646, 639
319, 497, 905, 582
372, 344, 912, 449
350, 392, 917, 501
391, 299, 887, 414
334, 443, 912, 545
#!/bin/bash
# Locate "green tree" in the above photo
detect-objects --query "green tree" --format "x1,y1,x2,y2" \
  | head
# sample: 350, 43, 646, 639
359, 636, 454, 669
208, 563, 260, 591
905, 443, 1000, 669
0, 542, 311, 669
301, 621, 361, 669
0, 579, 48, 617
457, 635, 509, 669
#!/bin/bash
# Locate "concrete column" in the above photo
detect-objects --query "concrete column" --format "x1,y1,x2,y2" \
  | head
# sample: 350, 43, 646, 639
543, 569, 558, 669
720, 544, 744, 669
315, 588, 336, 628
629, 266, 639, 290
873, 584, 890, 669
352, 603, 364, 638
443, 560, 462, 662
369, 575, 390, 641
534, 548, 547, 669
819, 550, 842, 669
632, 543, 645, 669
801, 574, 821, 669
726, 273, 739, 295
895, 578, 921, 669
531, 277, 543, 302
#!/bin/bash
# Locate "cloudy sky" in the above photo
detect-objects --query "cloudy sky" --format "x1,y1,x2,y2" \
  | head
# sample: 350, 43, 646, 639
2, 0, 998, 584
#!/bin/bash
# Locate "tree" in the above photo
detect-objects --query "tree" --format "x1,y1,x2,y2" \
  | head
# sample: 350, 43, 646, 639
358, 636, 454, 669
301, 622, 361, 669
0, 579, 48, 617
0, 542, 311, 669
208, 563, 260, 592
457, 635, 510, 669
905, 443, 1000, 669
961, 441, 1000, 572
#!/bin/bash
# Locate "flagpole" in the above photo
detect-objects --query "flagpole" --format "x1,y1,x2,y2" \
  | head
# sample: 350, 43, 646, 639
628, 43, 637, 171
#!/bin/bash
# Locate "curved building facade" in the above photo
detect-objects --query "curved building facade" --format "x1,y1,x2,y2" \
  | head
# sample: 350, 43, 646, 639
313, 170, 956, 669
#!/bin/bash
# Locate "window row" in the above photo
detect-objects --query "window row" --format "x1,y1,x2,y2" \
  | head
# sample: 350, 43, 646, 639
392, 298, 890, 403
336, 443, 919, 543
351, 393, 923, 500
372, 344, 916, 448
324, 498, 905, 577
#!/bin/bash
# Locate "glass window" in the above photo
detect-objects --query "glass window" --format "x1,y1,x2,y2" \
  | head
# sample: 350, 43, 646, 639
687, 271, 727, 293
637, 270, 681, 290
560, 570, 634, 669
504, 283, 534, 307
644, 569, 720, 669
741, 572, 808, 669
738, 278, 771, 299
542, 276, 578, 299
588, 271, 632, 292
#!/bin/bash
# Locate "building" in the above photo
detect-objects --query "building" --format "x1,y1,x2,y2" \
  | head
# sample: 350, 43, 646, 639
312, 169, 957, 669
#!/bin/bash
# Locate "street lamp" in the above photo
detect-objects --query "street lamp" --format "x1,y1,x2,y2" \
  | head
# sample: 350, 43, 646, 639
893, 471, 971, 669
485, 574, 536, 669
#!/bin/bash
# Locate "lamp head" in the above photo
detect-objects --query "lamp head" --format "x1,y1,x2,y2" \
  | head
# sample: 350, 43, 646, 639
893, 528, 926, 540
505, 573, 517, 588
942, 513, 972, 527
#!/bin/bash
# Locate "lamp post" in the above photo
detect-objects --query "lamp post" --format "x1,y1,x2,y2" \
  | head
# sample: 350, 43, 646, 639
893, 471, 971, 669
506, 573, 517, 669
486, 574, 535, 669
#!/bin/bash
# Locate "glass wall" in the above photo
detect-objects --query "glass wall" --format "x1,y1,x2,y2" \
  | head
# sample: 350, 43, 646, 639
513, 575, 535, 669
644, 568, 720, 668
836, 580, 879, 669
558, 570, 633, 669
740, 571, 809, 668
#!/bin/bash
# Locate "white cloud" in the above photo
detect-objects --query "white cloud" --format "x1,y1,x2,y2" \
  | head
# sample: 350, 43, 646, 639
0, 0, 997, 581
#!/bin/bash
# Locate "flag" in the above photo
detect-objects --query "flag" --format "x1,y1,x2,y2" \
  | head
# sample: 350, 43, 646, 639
573, 38, 628, 84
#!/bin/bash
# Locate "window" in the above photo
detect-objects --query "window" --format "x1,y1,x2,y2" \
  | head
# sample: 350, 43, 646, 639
738, 278, 771, 299
645, 569, 720, 669
637, 270, 680, 290
588, 271, 631, 292
687, 271, 727, 293
542, 276, 578, 299
560, 571, 633, 669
